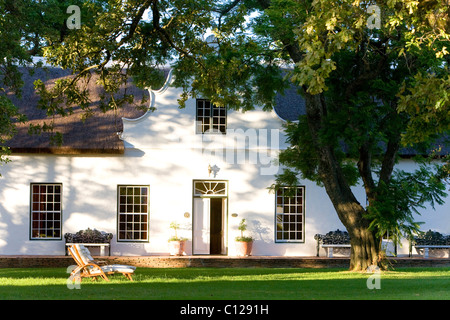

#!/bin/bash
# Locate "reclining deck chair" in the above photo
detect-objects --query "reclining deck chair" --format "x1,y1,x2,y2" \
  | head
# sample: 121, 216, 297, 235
68, 244, 136, 282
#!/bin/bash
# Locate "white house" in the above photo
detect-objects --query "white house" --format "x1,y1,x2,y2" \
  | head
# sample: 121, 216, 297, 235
0, 67, 448, 257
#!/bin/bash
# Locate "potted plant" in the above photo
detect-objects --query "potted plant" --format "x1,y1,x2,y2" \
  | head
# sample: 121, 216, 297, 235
168, 222, 187, 256
235, 219, 253, 256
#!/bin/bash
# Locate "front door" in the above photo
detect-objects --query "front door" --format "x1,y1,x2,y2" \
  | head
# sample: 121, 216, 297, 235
192, 180, 228, 255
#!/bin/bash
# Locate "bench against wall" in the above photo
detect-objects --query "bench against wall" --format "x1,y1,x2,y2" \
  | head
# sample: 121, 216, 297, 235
314, 230, 351, 258
64, 228, 113, 256
411, 230, 450, 259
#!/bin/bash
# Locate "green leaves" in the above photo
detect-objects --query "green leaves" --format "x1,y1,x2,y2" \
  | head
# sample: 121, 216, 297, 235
398, 71, 450, 146
292, 0, 363, 94
0, 95, 27, 167
365, 164, 447, 245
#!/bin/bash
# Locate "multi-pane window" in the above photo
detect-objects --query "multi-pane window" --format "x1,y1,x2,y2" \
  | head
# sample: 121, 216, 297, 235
118, 185, 149, 242
30, 183, 62, 239
196, 99, 227, 134
275, 186, 305, 242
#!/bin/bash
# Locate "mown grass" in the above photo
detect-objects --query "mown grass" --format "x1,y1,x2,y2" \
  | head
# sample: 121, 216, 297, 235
0, 267, 449, 300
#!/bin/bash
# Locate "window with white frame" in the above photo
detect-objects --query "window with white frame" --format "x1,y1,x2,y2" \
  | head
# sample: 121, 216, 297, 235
117, 185, 149, 241
275, 186, 305, 242
196, 99, 227, 134
30, 183, 62, 239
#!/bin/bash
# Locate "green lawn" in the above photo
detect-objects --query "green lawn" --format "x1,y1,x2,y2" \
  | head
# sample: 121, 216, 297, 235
0, 267, 449, 300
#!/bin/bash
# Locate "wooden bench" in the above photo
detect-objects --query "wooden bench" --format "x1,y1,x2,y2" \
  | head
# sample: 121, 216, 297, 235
314, 230, 351, 258
64, 228, 113, 256
412, 230, 450, 259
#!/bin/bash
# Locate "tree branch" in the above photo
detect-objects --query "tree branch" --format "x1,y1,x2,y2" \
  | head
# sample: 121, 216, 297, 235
151, 0, 207, 70
378, 138, 400, 185
213, 0, 242, 30
119, 0, 154, 46
358, 141, 376, 204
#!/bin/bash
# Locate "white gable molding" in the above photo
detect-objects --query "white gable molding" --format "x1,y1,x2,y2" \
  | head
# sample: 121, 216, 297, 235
272, 106, 299, 123
122, 69, 174, 124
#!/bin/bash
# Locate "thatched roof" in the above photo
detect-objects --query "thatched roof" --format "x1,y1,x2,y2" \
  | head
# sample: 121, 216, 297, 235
4, 67, 148, 154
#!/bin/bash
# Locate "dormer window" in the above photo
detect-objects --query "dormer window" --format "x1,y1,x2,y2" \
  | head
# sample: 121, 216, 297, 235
196, 99, 227, 134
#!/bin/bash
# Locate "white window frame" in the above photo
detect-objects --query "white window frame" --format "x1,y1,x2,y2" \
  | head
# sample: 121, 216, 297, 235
275, 186, 305, 243
30, 183, 62, 240
117, 185, 150, 242
196, 99, 227, 134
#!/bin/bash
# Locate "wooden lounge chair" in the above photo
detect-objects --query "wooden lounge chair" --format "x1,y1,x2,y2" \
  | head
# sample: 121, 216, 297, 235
68, 244, 135, 282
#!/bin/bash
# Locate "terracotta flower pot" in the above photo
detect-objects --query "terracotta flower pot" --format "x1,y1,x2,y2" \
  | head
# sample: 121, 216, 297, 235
168, 240, 186, 256
235, 240, 253, 256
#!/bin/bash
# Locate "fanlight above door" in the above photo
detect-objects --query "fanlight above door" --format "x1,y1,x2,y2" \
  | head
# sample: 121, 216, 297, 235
193, 181, 227, 197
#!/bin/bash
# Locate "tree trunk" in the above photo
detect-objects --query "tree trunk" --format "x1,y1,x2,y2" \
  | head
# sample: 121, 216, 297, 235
343, 208, 380, 271
349, 226, 380, 271
329, 188, 381, 271
303, 92, 380, 271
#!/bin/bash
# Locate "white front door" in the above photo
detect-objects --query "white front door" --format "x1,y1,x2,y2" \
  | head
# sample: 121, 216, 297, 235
193, 197, 210, 254
192, 180, 228, 255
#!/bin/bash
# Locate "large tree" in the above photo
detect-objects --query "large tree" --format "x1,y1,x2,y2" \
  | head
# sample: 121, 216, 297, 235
4, 0, 449, 270
254, 0, 449, 270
